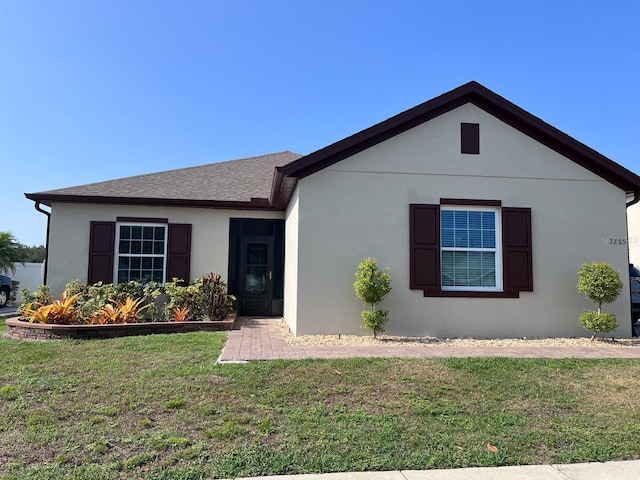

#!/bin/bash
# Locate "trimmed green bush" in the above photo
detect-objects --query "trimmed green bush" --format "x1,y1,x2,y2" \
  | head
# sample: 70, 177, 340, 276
361, 308, 388, 336
579, 311, 618, 341
577, 262, 623, 311
354, 257, 391, 338
577, 262, 622, 340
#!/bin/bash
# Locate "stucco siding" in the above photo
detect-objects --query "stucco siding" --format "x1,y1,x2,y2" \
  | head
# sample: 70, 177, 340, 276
47, 203, 284, 296
291, 104, 632, 338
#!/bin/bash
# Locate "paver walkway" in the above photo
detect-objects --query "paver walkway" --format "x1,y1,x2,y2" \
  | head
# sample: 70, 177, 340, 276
218, 318, 640, 362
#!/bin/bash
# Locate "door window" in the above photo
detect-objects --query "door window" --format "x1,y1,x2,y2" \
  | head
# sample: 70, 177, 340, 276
245, 243, 268, 294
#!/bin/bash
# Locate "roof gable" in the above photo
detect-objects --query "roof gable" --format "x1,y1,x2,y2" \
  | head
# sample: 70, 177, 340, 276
280, 81, 640, 194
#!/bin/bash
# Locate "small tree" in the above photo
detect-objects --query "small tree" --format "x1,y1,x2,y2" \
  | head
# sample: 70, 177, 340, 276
0, 232, 21, 275
577, 262, 623, 340
354, 257, 391, 338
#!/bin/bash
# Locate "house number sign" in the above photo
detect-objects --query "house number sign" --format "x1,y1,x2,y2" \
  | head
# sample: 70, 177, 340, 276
602, 237, 628, 246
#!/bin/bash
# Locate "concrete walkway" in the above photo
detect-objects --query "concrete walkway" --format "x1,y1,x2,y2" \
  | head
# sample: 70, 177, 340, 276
230, 460, 640, 479
219, 318, 640, 362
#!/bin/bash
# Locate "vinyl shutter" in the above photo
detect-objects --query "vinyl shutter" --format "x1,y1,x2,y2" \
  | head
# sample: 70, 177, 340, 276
88, 221, 115, 284
502, 207, 533, 292
410, 204, 440, 290
166, 223, 192, 283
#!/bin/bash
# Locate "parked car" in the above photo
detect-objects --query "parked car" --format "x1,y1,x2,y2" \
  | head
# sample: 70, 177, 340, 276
630, 264, 640, 323
0, 274, 11, 307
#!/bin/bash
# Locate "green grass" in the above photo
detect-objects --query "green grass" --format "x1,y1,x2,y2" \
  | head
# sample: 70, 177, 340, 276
1, 314, 639, 479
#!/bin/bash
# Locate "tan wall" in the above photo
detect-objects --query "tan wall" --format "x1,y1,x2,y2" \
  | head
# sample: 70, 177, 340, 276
47, 203, 284, 296
287, 104, 632, 338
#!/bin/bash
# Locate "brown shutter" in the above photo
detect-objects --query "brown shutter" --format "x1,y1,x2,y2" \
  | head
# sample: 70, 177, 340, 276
502, 207, 533, 292
167, 223, 192, 283
410, 204, 440, 290
461, 123, 480, 154
88, 221, 115, 284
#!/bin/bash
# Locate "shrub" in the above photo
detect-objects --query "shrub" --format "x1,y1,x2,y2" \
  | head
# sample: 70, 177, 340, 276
18, 284, 52, 315
201, 272, 234, 321
354, 257, 391, 338
361, 308, 388, 336
165, 274, 234, 321
18, 273, 234, 324
577, 262, 623, 340
579, 311, 618, 341
577, 262, 623, 312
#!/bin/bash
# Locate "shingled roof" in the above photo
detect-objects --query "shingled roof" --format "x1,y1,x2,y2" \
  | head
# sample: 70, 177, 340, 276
26, 151, 302, 209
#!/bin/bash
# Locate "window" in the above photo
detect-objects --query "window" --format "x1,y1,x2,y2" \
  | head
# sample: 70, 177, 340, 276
116, 224, 167, 283
409, 201, 532, 297
88, 221, 192, 286
440, 207, 501, 291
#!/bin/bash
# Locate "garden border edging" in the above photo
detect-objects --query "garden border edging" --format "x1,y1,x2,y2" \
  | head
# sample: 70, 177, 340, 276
4, 311, 237, 341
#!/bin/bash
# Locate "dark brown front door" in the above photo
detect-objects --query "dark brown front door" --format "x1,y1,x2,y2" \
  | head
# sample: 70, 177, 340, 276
239, 236, 274, 316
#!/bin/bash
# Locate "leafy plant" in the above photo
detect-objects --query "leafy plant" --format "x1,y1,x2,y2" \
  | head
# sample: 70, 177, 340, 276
201, 272, 234, 321
89, 303, 122, 325
112, 296, 150, 323
577, 262, 622, 340
354, 257, 391, 338
18, 274, 234, 324
18, 284, 52, 315
172, 307, 191, 322
89, 297, 150, 324
23, 290, 82, 325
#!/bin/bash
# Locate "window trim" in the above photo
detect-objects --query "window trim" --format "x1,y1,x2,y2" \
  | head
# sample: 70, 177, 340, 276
440, 205, 503, 292
114, 222, 168, 284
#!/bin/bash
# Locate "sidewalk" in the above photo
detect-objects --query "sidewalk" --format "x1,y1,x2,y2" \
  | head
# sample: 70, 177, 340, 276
218, 318, 640, 362
231, 460, 640, 479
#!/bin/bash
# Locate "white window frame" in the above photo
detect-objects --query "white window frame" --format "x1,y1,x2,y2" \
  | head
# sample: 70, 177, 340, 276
114, 223, 168, 284
440, 206, 502, 292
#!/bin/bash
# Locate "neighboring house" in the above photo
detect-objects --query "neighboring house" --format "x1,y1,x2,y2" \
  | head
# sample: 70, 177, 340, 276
26, 82, 640, 338
627, 202, 640, 268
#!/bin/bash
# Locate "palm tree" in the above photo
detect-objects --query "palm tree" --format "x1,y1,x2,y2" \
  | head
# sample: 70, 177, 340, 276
0, 232, 20, 275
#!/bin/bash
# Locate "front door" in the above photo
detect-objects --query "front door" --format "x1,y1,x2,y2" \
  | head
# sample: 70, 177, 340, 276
239, 236, 274, 316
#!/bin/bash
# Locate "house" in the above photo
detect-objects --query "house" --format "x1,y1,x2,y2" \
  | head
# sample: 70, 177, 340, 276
627, 202, 640, 268
26, 81, 640, 338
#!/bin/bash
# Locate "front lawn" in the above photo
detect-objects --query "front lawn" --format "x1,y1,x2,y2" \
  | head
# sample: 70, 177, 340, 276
1, 315, 639, 479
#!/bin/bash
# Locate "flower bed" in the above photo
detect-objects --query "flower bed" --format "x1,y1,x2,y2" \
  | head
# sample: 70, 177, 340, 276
4, 311, 236, 341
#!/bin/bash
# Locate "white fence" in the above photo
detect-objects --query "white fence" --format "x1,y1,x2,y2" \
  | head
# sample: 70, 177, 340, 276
5, 263, 45, 304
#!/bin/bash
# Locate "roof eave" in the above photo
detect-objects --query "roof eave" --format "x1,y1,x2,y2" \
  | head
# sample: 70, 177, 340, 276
24, 193, 282, 211
269, 167, 298, 209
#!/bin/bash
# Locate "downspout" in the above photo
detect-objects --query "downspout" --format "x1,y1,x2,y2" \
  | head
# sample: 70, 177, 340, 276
33, 201, 51, 285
